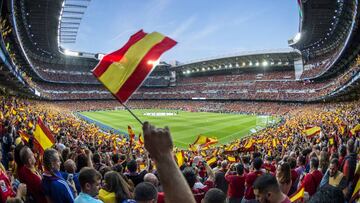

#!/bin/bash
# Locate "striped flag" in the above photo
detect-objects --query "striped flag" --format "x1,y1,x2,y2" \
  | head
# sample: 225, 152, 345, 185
18, 130, 30, 143
350, 124, 360, 136
303, 126, 321, 137
289, 186, 304, 202
34, 118, 55, 152
350, 178, 360, 202
93, 30, 177, 103
206, 156, 217, 166
128, 125, 136, 146
176, 151, 185, 167
190, 135, 218, 150
227, 156, 236, 163
138, 133, 144, 145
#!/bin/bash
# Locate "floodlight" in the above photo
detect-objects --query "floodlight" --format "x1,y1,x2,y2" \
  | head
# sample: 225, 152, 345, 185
294, 32, 301, 42
147, 59, 160, 66
64, 49, 79, 56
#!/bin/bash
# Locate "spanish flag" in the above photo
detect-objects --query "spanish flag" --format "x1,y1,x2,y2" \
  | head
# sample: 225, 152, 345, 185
227, 156, 236, 163
34, 118, 55, 152
190, 135, 218, 150
138, 133, 144, 145
18, 130, 30, 143
350, 178, 360, 202
176, 151, 185, 167
93, 30, 177, 103
350, 124, 360, 136
128, 125, 135, 145
206, 156, 217, 166
303, 126, 321, 137
289, 186, 304, 202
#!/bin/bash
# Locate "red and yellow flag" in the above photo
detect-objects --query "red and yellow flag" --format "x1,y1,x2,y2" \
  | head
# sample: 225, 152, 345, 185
34, 118, 55, 152
93, 30, 177, 103
206, 156, 217, 166
138, 133, 144, 145
350, 178, 360, 202
227, 156, 236, 163
128, 125, 136, 146
289, 186, 304, 202
176, 151, 185, 167
18, 130, 30, 143
350, 124, 360, 136
190, 135, 218, 150
304, 126, 321, 137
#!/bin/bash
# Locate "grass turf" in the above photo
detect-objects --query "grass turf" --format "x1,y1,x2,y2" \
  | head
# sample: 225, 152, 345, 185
79, 109, 277, 149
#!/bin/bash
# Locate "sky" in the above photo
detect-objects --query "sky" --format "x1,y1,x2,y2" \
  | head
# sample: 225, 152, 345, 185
64, 0, 299, 63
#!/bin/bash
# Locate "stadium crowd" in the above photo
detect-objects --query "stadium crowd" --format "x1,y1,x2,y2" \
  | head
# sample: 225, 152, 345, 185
0, 94, 359, 203
36, 60, 360, 101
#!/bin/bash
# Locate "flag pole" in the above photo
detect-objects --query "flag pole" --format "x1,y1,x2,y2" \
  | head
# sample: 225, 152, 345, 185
120, 101, 143, 125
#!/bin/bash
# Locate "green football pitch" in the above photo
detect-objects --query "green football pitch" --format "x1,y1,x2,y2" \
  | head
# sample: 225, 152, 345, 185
79, 109, 278, 149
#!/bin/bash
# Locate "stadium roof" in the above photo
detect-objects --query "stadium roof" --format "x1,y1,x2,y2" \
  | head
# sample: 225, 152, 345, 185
173, 49, 301, 74
290, 0, 340, 49
13, 0, 97, 64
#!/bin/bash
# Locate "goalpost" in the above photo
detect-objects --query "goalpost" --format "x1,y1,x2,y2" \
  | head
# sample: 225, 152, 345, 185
114, 106, 124, 111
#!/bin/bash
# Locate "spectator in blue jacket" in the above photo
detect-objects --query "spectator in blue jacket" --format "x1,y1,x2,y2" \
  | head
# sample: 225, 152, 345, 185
42, 148, 76, 203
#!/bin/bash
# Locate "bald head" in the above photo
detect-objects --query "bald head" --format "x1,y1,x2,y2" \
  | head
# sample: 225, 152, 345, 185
144, 173, 159, 187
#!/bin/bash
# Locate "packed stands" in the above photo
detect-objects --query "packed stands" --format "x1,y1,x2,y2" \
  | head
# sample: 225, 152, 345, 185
0, 94, 359, 202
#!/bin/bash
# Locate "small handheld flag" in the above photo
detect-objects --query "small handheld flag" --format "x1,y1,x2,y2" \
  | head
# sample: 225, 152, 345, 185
92, 30, 177, 124
34, 118, 55, 152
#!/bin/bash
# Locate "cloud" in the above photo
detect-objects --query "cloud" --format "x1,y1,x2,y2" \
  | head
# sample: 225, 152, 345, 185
110, 29, 136, 41
188, 24, 219, 42
169, 16, 197, 39
144, 0, 171, 22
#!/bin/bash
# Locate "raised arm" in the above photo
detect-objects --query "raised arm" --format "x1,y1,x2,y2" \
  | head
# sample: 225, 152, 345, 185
225, 163, 235, 177
204, 160, 215, 182
143, 122, 196, 203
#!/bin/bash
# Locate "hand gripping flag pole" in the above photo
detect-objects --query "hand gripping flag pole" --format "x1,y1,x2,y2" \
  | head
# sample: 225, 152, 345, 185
92, 30, 177, 125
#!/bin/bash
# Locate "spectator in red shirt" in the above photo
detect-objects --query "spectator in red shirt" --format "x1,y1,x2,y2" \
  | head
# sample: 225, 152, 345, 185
287, 158, 299, 196
243, 157, 264, 203
263, 156, 275, 174
300, 157, 323, 197
338, 145, 346, 167
225, 163, 245, 203
18, 146, 47, 203
253, 174, 291, 203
